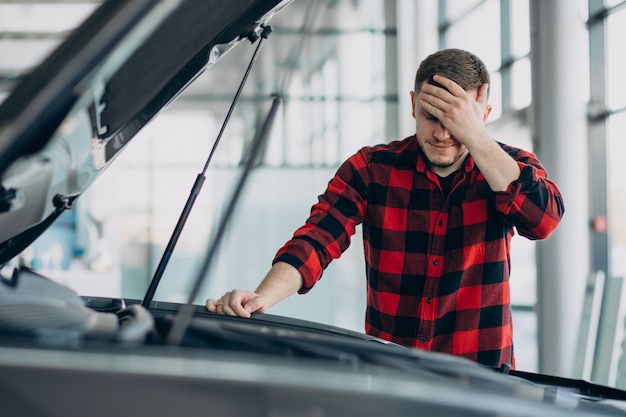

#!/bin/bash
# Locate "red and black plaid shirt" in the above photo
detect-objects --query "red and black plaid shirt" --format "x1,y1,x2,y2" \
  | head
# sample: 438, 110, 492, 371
274, 135, 564, 368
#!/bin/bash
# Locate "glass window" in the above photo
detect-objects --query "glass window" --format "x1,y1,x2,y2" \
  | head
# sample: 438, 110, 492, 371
488, 71, 503, 120
444, 0, 484, 22
444, 0, 501, 71
607, 112, 626, 279
0, 39, 59, 71
322, 60, 340, 165
511, 57, 532, 109
606, 8, 626, 111
510, 0, 531, 58
0, 3, 98, 106
0, 3, 96, 33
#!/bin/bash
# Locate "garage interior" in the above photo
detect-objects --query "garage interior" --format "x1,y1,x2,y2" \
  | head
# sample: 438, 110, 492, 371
1, 0, 625, 387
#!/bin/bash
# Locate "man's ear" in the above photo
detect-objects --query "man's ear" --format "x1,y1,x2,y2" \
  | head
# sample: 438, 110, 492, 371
476, 83, 491, 122
410, 91, 416, 118
483, 104, 493, 122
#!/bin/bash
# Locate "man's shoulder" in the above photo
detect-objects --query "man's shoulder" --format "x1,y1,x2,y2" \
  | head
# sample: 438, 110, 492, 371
496, 141, 538, 161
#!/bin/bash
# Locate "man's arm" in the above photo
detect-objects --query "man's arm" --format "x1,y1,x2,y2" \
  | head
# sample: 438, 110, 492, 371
205, 261, 303, 318
207, 150, 369, 318
463, 131, 521, 192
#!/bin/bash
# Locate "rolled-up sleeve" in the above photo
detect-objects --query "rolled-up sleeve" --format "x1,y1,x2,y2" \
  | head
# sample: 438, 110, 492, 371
273, 149, 369, 293
494, 149, 565, 240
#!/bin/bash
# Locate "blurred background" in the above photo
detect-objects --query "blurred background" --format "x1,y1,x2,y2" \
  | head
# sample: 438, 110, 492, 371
1, 0, 625, 385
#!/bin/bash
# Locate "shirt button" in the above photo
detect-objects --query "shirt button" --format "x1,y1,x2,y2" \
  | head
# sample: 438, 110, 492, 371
433, 259, 439, 266
426, 297, 432, 304
438, 220, 444, 226
420, 336, 427, 343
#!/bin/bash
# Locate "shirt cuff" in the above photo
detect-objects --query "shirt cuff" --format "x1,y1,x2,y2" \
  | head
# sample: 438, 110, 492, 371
273, 250, 319, 294
493, 162, 537, 214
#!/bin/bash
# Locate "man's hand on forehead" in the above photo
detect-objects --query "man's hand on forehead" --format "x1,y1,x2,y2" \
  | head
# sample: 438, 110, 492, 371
427, 74, 448, 91
418, 74, 490, 145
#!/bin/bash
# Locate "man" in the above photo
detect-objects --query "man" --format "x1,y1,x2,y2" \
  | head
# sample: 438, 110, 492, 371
206, 48, 564, 368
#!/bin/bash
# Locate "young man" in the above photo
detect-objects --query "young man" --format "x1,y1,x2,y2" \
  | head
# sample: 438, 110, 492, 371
206, 48, 564, 368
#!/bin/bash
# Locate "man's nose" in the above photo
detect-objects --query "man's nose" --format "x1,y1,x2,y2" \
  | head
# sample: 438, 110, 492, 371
433, 122, 451, 141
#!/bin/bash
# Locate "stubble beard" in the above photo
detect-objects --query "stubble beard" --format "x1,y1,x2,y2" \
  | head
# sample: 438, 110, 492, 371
426, 148, 469, 169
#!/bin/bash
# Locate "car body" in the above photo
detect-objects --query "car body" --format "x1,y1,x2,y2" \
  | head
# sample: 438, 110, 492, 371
0, 1, 625, 416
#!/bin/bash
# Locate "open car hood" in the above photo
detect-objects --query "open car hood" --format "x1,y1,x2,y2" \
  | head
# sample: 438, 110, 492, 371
0, 0, 291, 265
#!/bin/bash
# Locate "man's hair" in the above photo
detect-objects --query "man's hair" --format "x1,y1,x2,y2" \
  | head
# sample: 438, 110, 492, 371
414, 48, 490, 93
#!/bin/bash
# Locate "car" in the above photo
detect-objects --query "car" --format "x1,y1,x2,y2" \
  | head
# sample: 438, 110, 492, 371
1, 1, 626, 416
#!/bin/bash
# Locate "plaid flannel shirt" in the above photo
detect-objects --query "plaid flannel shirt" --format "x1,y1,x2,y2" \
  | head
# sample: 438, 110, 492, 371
274, 135, 564, 368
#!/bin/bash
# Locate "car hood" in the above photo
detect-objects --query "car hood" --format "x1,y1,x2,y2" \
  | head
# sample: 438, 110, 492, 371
0, 0, 291, 265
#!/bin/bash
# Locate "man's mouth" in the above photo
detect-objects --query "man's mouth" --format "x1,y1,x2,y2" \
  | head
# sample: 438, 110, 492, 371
430, 142, 455, 150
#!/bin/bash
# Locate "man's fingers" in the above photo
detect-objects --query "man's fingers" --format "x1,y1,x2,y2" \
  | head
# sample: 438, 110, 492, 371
431, 74, 464, 96
418, 92, 448, 113
205, 298, 219, 312
205, 291, 232, 314
243, 298, 266, 314
205, 290, 255, 318
220, 302, 242, 317
227, 289, 253, 317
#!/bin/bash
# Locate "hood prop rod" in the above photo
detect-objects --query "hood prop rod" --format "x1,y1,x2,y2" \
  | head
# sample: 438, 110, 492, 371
141, 25, 272, 309
166, 93, 280, 346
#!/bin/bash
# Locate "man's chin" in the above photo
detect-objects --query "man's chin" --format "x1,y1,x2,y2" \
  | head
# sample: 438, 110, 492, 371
430, 160, 455, 169
427, 156, 457, 169
425, 149, 468, 170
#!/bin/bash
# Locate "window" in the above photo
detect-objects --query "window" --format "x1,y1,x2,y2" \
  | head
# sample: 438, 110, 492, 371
604, 3, 626, 278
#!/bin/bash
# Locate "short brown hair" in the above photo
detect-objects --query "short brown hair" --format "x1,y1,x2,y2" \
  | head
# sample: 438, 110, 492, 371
414, 48, 490, 93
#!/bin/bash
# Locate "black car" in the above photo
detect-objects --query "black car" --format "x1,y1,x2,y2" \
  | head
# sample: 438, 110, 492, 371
0, 1, 625, 416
